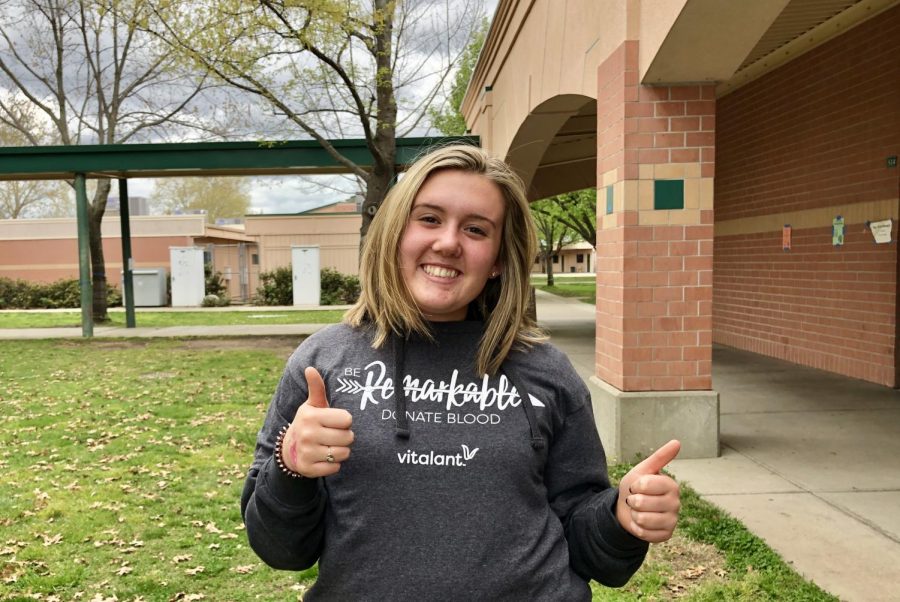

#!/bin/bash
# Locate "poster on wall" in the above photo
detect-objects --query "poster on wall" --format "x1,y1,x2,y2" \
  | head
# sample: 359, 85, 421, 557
832, 216, 844, 247
868, 219, 893, 244
782, 224, 792, 251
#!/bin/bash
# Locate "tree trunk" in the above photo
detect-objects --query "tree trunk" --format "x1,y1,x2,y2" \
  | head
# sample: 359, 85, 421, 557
545, 255, 554, 286
89, 178, 112, 322
358, 0, 398, 248
359, 164, 394, 239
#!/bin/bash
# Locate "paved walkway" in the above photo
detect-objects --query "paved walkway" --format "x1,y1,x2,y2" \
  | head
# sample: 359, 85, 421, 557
534, 289, 900, 602
2, 291, 899, 600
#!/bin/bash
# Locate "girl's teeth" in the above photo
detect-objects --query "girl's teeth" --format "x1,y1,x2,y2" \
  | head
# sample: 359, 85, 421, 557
424, 265, 458, 278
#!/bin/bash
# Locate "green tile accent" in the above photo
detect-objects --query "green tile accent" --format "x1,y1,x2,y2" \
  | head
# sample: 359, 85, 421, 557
605, 185, 614, 215
654, 179, 684, 210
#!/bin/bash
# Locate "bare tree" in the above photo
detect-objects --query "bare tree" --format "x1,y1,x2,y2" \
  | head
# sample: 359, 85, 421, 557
0, 0, 212, 320
145, 0, 484, 237
0, 96, 71, 218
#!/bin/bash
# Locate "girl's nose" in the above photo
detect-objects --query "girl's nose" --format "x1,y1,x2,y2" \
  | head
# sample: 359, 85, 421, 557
432, 227, 462, 256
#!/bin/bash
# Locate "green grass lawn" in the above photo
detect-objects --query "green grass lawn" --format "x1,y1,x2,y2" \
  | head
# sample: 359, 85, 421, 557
532, 278, 597, 304
0, 338, 835, 601
0, 309, 348, 329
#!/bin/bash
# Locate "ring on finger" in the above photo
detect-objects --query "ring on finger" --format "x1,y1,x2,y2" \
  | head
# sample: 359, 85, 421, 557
325, 447, 335, 464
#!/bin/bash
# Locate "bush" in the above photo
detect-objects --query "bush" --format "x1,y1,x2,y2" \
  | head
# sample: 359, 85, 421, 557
0, 277, 122, 309
255, 266, 293, 306
320, 268, 360, 305
201, 294, 230, 307
204, 263, 227, 298
254, 267, 361, 306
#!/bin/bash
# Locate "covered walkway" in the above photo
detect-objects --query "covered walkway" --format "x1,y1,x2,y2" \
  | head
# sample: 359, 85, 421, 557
535, 290, 900, 602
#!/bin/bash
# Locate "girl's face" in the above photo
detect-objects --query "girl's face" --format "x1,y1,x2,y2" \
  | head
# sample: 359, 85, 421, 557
398, 169, 505, 322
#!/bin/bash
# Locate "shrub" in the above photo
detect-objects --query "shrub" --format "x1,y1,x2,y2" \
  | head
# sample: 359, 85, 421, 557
0, 277, 122, 309
255, 266, 293, 306
204, 263, 227, 298
320, 268, 360, 305
202, 294, 229, 307
254, 267, 361, 306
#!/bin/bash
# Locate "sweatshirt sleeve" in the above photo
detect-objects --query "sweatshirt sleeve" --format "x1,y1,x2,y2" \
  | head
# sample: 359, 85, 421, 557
240, 362, 327, 571
545, 388, 649, 587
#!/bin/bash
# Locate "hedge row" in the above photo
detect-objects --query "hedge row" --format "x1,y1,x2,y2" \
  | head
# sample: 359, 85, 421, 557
0, 277, 122, 310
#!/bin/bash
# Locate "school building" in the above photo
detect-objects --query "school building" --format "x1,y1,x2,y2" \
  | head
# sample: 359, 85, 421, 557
0, 203, 363, 303
463, 0, 900, 458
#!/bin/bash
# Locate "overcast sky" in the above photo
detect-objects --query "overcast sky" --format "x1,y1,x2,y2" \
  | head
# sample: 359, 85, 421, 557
124, 0, 501, 216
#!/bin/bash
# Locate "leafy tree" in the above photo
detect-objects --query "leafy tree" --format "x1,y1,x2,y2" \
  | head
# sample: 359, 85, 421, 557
0, 0, 213, 321
145, 0, 484, 239
150, 176, 251, 222
430, 17, 488, 136
531, 198, 578, 287
533, 188, 597, 249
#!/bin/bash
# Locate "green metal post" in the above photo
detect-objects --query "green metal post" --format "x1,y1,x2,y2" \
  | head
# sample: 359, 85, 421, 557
74, 174, 93, 337
118, 179, 136, 328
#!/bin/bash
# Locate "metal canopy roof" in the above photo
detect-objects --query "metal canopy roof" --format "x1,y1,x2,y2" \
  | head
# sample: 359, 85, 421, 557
0, 136, 479, 181
3, 135, 478, 336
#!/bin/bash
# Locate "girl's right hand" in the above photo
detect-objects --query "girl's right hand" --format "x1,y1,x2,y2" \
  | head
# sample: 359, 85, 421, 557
281, 367, 354, 478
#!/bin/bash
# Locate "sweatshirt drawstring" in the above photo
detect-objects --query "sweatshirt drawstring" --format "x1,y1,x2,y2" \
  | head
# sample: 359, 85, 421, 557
500, 366, 546, 450
393, 334, 410, 440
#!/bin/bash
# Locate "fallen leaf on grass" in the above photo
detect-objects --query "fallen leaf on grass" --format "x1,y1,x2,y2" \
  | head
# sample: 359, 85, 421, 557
172, 554, 192, 563
185, 566, 204, 576
680, 565, 707, 579
233, 565, 254, 574
116, 565, 132, 576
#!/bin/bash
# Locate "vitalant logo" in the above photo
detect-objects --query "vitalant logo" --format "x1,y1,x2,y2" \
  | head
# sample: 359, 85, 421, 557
397, 444, 479, 467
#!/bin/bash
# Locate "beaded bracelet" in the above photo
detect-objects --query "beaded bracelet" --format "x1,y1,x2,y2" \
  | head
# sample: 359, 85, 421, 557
274, 425, 305, 479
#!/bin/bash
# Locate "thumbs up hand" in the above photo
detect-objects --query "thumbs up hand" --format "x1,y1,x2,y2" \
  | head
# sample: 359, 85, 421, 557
615, 439, 682, 543
280, 367, 355, 478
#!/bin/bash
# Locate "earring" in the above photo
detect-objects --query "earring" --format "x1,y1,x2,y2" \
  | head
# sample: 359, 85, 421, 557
490, 271, 499, 278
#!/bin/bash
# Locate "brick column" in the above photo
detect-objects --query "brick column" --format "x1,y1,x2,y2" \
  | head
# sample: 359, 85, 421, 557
593, 40, 719, 460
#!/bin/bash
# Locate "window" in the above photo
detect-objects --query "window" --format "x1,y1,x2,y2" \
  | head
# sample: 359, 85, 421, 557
605, 185, 614, 215
552, 255, 559, 264
251, 254, 259, 266
576, 253, 584, 263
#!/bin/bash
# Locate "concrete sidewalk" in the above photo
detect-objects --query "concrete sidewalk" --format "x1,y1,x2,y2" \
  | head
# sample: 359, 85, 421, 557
3, 291, 899, 600
534, 289, 900, 602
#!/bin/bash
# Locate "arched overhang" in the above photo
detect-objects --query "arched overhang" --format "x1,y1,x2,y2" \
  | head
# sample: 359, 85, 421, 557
505, 94, 597, 201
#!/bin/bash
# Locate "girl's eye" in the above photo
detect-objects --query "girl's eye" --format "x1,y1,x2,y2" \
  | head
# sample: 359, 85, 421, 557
466, 226, 488, 237
418, 215, 439, 224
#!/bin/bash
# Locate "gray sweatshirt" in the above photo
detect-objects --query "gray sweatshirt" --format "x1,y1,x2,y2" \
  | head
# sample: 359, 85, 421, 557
241, 321, 648, 601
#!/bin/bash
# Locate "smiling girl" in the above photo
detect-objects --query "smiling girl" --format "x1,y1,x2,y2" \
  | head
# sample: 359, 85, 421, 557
241, 144, 681, 600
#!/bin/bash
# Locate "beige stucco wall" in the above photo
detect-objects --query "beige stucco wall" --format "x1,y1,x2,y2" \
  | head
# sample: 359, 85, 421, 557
463, 0, 635, 160
0, 214, 207, 240
245, 214, 362, 276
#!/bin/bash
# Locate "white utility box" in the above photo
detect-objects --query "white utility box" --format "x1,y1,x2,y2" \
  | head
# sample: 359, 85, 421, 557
170, 247, 205, 307
291, 245, 321, 306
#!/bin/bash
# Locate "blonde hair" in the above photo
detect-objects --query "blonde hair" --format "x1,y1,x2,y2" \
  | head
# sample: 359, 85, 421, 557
345, 144, 546, 375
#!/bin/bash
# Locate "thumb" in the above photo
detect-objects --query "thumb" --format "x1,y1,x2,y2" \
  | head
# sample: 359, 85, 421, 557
632, 439, 681, 475
304, 367, 329, 409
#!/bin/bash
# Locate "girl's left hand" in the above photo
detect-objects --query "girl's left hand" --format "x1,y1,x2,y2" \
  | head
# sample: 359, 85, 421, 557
615, 439, 681, 543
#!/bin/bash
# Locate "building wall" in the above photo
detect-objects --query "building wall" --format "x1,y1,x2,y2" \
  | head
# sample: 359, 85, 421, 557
714, 7, 900, 386
244, 213, 362, 276
530, 247, 595, 274
0, 216, 200, 285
